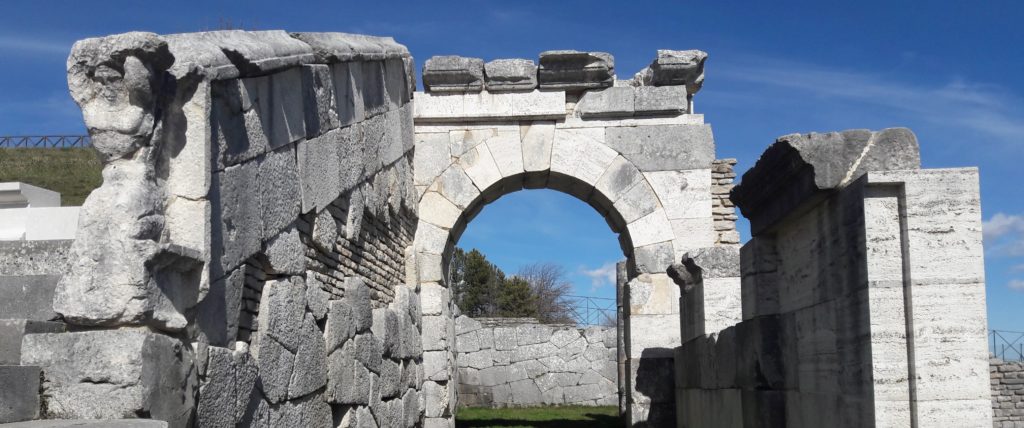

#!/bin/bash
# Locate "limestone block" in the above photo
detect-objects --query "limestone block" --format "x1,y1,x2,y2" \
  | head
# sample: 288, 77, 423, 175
385, 57, 411, 106
538, 50, 614, 90
577, 87, 635, 118
327, 342, 368, 405
627, 315, 681, 359
264, 226, 305, 275
419, 192, 461, 229
413, 91, 565, 122
210, 78, 270, 168
605, 124, 715, 172
422, 316, 449, 352
353, 333, 383, 375
300, 64, 339, 137
420, 282, 449, 317
458, 141, 503, 192
325, 300, 355, 352
634, 85, 688, 115
165, 79, 212, 199
430, 164, 479, 210
358, 60, 388, 118
0, 365, 39, 423
423, 381, 450, 418
297, 129, 342, 213
486, 131, 525, 178
550, 128, 617, 186
461, 349, 495, 370
732, 128, 920, 234
343, 277, 374, 333
594, 155, 643, 203
456, 315, 483, 335
512, 342, 558, 363
494, 327, 516, 351
516, 323, 553, 346
423, 350, 449, 381
288, 314, 328, 399
671, 217, 717, 257
477, 326, 494, 350
20, 330, 196, 426
290, 31, 409, 63
628, 273, 678, 315
627, 209, 674, 248
645, 169, 712, 220
510, 379, 544, 405
414, 132, 451, 186
484, 59, 538, 91
164, 197, 210, 258
558, 336, 588, 361
648, 49, 708, 95
211, 161, 261, 277
550, 328, 582, 349
612, 180, 660, 224
262, 68, 307, 149
331, 62, 365, 127
521, 121, 556, 173
633, 241, 675, 274
255, 144, 302, 240
423, 56, 485, 93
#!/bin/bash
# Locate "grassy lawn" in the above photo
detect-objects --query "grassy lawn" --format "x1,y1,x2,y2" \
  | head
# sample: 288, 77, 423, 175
0, 147, 102, 206
456, 405, 620, 428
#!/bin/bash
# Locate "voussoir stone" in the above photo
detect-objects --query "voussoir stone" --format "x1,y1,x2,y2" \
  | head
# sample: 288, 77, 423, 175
538, 50, 614, 90
484, 59, 538, 91
423, 56, 485, 93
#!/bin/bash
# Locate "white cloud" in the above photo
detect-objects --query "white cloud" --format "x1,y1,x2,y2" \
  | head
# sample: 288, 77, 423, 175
581, 262, 617, 291
714, 56, 1024, 146
1009, 279, 1024, 291
0, 35, 70, 56
983, 213, 1024, 257
984, 213, 1024, 240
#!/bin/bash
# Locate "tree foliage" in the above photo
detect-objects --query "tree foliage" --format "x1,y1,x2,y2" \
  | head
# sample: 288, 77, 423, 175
449, 249, 574, 322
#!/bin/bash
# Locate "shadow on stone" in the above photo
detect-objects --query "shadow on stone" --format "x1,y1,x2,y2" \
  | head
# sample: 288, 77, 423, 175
633, 347, 675, 427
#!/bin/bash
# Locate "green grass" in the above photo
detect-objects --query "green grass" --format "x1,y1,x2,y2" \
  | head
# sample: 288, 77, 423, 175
0, 148, 103, 206
455, 405, 620, 428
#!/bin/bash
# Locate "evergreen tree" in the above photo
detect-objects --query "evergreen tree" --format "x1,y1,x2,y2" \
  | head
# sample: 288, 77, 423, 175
452, 248, 502, 317
497, 275, 539, 318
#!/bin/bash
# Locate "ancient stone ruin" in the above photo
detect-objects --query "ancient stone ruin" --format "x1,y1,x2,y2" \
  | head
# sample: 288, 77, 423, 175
0, 28, 997, 428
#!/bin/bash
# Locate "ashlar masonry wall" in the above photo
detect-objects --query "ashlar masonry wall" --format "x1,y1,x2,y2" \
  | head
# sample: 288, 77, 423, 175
454, 317, 617, 408
19, 30, 425, 427
992, 358, 1024, 427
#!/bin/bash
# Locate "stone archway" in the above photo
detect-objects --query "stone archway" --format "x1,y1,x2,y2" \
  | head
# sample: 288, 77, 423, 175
410, 81, 741, 426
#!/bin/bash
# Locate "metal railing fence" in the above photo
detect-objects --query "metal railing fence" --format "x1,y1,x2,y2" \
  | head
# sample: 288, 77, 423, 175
992, 330, 1024, 361
0, 136, 91, 148
565, 295, 616, 327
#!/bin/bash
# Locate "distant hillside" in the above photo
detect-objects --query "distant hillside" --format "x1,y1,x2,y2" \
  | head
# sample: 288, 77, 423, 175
0, 148, 102, 206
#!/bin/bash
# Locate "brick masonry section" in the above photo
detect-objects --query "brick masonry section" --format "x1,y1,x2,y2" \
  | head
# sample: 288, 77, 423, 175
712, 158, 739, 245
992, 358, 1024, 427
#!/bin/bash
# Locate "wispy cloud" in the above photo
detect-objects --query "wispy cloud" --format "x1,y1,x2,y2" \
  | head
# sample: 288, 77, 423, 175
1009, 279, 1024, 292
0, 35, 70, 56
714, 56, 1024, 146
580, 262, 617, 291
984, 213, 1024, 257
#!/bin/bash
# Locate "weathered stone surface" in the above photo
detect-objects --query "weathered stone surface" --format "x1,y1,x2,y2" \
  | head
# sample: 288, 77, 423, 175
0, 275, 60, 321
604, 124, 715, 172
538, 50, 614, 90
577, 87, 635, 118
0, 365, 40, 423
634, 85, 688, 115
0, 421, 169, 428
20, 330, 196, 426
484, 59, 538, 91
423, 56, 485, 93
0, 320, 65, 365
731, 128, 921, 234
647, 49, 708, 95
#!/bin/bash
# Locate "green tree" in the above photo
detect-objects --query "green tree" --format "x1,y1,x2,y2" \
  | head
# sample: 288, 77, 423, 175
497, 276, 538, 318
451, 248, 502, 317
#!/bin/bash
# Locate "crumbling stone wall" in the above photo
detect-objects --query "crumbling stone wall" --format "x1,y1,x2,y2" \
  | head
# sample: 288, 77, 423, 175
454, 317, 617, 408
711, 158, 739, 245
20, 30, 424, 427
672, 129, 992, 428
992, 358, 1024, 427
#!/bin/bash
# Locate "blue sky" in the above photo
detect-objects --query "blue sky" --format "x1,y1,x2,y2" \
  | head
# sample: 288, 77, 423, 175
1, 1, 1022, 331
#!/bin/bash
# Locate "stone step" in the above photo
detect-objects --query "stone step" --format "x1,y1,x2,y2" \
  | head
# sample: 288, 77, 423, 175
0, 320, 65, 365
0, 365, 39, 424
0, 276, 60, 321
0, 420, 168, 427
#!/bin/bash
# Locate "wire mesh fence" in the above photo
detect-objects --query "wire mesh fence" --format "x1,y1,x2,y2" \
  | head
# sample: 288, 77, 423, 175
992, 330, 1024, 361
0, 136, 91, 148
565, 295, 616, 327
